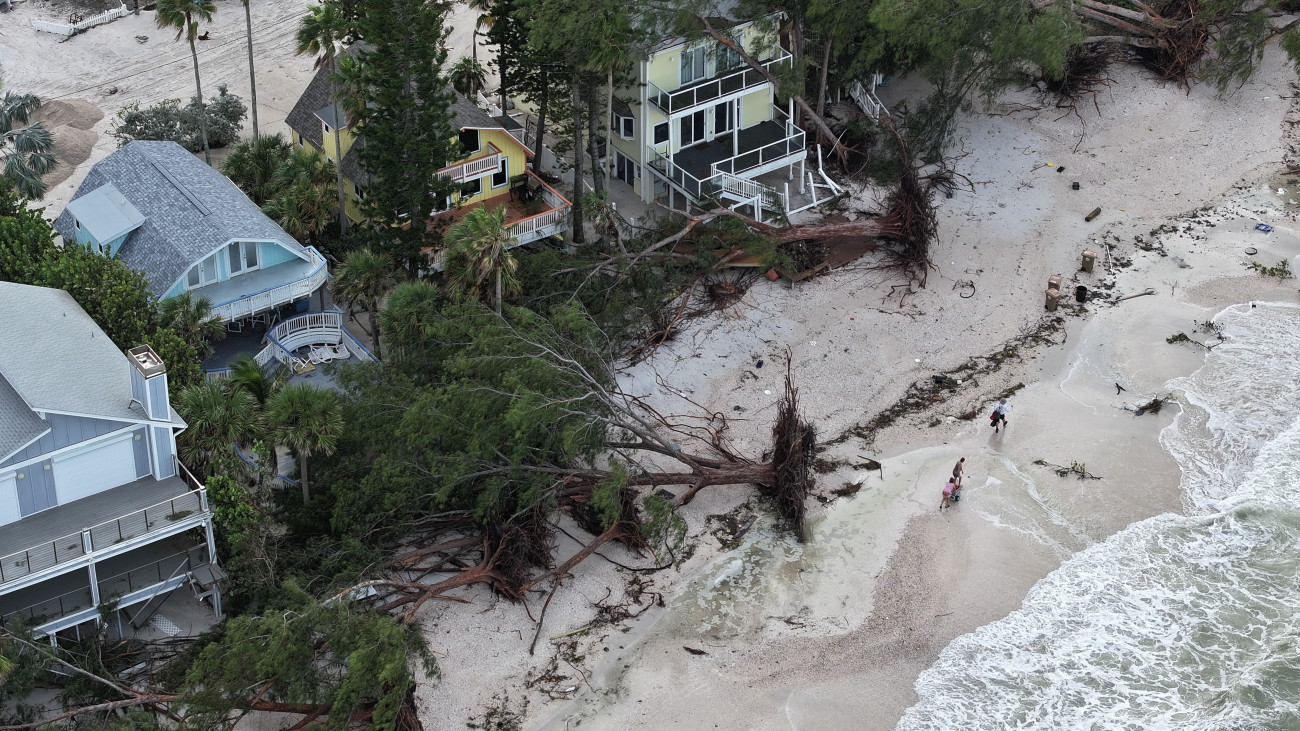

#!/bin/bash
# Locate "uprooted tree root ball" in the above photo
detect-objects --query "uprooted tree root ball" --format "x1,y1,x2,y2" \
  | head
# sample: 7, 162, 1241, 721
764, 356, 816, 539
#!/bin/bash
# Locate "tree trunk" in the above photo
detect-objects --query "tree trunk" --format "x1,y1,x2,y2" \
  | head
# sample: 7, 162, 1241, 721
531, 73, 548, 168
494, 266, 502, 316
331, 57, 349, 236
367, 301, 382, 359
300, 452, 310, 504
570, 81, 586, 245
694, 14, 850, 166
816, 37, 832, 120
189, 33, 211, 165
587, 79, 604, 196
605, 67, 614, 187
243, 0, 259, 139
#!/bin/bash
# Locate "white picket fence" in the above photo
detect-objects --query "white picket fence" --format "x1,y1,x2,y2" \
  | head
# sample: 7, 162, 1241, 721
32, 3, 130, 37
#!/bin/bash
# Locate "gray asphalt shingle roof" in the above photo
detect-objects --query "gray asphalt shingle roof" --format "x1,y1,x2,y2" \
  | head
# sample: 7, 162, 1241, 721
0, 372, 49, 464
0, 283, 147, 425
52, 141, 306, 296
285, 54, 501, 188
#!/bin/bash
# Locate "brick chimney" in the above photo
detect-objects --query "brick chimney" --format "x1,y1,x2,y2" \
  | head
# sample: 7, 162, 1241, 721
127, 345, 170, 421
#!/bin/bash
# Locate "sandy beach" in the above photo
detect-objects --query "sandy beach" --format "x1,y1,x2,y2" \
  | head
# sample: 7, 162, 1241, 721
6, 1, 1300, 727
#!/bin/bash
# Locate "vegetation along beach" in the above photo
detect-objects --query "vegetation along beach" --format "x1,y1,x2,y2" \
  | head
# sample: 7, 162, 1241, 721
1, 0, 1299, 728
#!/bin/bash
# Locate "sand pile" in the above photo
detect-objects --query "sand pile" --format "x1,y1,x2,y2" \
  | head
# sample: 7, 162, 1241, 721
30, 98, 103, 190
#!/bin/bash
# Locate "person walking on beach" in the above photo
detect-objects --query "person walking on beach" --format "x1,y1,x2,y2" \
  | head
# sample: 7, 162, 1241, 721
991, 399, 1012, 433
952, 457, 965, 483
941, 477, 958, 510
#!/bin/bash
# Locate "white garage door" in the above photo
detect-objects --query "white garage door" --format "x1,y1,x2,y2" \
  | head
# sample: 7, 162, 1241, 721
53, 435, 136, 504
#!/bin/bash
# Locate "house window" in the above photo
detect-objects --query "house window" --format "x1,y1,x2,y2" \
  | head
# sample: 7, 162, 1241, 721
297, 135, 305, 148
680, 46, 706, 85
718, 44, 742, 72
462, 178, 482, 199
614, 151, 638, 186
227, 241, 260, 276
715, 100, 733, 135
492, 157, 509, 188
459, 129, 481, 155
680, 109, 706, 147
612, 111, 634, 140
188, 252, 220, 289
653, 122, 669, 145
354, 184, 367, 201
74, 218, 81, 231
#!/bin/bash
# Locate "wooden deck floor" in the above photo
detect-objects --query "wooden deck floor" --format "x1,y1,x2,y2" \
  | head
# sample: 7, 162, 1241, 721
0, 475, 194, 584
432, 193, 556, 230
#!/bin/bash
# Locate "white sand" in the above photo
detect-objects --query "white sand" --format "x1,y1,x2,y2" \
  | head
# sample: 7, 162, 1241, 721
7, 3, 1300, 728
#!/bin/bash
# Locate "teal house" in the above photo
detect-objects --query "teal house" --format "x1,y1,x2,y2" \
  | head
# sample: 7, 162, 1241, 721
53, 141, 328, 324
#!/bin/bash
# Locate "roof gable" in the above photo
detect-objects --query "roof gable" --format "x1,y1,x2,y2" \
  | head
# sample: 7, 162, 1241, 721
51, 141, 306, 296
0, 283, 151, 425
64, 183, 146, 244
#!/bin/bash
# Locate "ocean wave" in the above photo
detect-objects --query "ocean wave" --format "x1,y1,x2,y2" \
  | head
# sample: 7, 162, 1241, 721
898, 302, 1300, 730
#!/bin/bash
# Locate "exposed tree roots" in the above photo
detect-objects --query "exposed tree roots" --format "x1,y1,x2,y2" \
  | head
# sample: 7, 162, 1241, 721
764, 355, 816, 539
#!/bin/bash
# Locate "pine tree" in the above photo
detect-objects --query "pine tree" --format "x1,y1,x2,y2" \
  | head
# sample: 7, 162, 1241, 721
352, 0, 459, 275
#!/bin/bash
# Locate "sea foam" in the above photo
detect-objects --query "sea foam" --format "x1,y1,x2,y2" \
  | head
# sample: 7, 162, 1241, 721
898, 302, 1300, 730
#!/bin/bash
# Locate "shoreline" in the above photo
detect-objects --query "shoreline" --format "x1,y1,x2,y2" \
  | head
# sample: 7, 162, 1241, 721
510, 54, 1300, 731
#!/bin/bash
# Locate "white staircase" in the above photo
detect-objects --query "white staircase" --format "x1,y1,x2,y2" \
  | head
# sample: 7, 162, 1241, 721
847, 73, 890, 120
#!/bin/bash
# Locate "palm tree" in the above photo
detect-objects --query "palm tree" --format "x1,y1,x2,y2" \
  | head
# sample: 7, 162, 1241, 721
267, 383, 343, 504
176, 380, 259, 470
330, 248, 398, 359
589, 22, 636, 193
329, 53, 369, 132
444, 204, 520, 316
0, 83, 56, 199
296, 1, 351, 234
158, 292, 226, 359
222, 133, 290, 205
156, 0, 217, 166
262, 148, 338, 240
239, 0, 259, 139
450, 57, 488, 97
227, 352, 282, 407
379, 280, 440, 365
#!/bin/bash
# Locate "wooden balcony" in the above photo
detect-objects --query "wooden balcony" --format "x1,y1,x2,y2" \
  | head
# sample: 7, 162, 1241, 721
438, 143, 503, 183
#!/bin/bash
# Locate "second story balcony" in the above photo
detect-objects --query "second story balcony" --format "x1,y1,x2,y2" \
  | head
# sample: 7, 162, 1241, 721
648, 112, 806, 202
438, 143, 503, 184
203, 246, 329, 323
0, 469, 210, 594
648, 48, 792, 116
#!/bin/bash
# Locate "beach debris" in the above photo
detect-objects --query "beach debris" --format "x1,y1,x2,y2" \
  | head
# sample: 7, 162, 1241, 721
1245, 246, 1258, 255
1244, 258, 1293, 279
1085, 207, 1102, 222
1116, 288, 1157, 302
1253, 223, 1273, 233
1133, 396, 1173, 416
135, 35, 148, 43
1072, 181, 1080, 190
1033, 459, 1102, 480
953, 279, 976, 298
1278, 188, 1287, 195
683, 646, 709, 656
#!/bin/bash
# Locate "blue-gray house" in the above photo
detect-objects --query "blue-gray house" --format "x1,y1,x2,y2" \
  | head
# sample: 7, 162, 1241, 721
0, 283, 223, 644
53, 140, 328, 323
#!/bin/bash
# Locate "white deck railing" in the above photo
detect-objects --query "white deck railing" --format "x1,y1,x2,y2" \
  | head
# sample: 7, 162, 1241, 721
439, 144, 502, 183
31, 3, 129, 36
647, 48, 792, 116
508, 172, 572, 244
0, 489, 208, 588
209, 248, 328, 323
847, 73, 890, 120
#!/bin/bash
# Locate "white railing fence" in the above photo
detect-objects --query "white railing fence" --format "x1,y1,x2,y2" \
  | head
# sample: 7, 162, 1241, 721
32, 3, 129, 36
209, 248, 328, 323
439, 145, 502, 183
